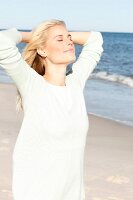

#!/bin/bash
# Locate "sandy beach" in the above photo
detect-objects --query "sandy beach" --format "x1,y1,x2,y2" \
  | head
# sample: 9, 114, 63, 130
0, 83, 133, 200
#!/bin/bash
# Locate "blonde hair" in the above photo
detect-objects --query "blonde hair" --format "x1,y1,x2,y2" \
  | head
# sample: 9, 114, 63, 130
16, 19, 66, 112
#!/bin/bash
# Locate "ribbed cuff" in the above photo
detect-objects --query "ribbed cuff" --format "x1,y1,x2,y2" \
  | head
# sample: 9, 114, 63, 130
1, 28, 22, 44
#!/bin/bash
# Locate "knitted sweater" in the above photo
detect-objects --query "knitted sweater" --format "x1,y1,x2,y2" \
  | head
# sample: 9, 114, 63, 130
0, 28, 103, 200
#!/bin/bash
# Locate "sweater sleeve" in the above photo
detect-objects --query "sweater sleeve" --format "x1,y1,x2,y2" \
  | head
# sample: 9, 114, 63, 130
71, 31, 103, 90
0, 28, 38, 98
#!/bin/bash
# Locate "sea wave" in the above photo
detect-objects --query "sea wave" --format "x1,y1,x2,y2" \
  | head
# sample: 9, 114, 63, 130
91, 71, 133, 88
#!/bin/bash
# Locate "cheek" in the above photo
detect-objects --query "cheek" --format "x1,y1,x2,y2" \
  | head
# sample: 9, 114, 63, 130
46, 44, 75, 64
47, 46, 64, 60
46, 51, 63, 64
47, 45, 63, 56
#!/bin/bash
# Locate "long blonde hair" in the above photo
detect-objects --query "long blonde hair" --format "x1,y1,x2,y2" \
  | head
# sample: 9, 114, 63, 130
16, 19, 66, 112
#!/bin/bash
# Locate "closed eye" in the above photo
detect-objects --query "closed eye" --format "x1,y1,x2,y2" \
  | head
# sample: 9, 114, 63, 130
69, 35, 73, 41
56, 35, 72, 42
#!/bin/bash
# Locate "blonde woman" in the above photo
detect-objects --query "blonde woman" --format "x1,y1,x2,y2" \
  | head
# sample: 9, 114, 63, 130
0, 19, 103, 200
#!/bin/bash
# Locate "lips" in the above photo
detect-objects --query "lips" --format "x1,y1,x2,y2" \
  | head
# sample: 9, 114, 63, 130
64, 48, 74, 53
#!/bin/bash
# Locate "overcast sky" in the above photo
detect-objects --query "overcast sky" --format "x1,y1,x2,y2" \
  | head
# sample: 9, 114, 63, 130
0, 0, 132, 32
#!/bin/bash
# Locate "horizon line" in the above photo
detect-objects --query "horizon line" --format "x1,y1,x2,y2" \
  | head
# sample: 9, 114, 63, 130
0, 28, 133, 34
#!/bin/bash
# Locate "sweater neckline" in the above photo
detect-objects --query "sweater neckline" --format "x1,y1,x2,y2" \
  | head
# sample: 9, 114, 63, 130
41, 76, 67, 89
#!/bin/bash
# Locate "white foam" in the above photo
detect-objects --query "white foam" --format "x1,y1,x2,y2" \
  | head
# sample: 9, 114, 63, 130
91, 71, 133, 88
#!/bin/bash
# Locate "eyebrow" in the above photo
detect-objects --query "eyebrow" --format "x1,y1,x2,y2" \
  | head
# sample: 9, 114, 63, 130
54, 34, 71, 38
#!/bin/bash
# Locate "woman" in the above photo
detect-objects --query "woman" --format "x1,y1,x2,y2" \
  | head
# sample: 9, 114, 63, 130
0, 19, 103, 200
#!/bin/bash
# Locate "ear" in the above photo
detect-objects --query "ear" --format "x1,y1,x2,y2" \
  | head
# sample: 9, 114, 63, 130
37, 48, 47, 57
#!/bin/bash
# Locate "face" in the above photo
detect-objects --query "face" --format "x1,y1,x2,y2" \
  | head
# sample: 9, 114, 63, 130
42, 25, 76, 65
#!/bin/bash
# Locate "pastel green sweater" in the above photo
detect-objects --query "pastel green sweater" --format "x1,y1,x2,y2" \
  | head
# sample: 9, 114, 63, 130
0, 28, 103, 200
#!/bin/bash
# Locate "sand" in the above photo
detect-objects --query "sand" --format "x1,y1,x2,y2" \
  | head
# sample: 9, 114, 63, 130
85, 115, 133, 200
0, 83, 133, 200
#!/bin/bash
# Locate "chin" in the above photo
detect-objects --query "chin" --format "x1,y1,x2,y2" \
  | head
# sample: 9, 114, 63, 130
67, 55, 76, 64
70, 56, 76, 64
58, 55, 76, 65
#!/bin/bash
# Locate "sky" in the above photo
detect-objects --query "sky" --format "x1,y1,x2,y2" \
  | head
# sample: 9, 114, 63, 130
0, 0, 133, 33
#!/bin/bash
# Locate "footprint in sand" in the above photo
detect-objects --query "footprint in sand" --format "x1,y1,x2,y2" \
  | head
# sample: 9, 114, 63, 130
106, 175, 129, 184
93, 197, 123, 200
1, 189, 12, 196
1, 138, 9, 144
0, 146, 9, 151
107, 197, 124, 200
1, 189, 11, 193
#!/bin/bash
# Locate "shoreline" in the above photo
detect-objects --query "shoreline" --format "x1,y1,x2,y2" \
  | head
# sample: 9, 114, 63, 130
0, 83, 133, 200
89, 112, 133, 127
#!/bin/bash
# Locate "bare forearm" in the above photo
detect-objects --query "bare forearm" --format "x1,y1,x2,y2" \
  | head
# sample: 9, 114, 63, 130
19, 31, 32, 43
69, 31, 91, 45
19, 30, 91, 44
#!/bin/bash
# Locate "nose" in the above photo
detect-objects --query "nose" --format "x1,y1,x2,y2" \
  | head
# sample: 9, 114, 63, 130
66, 38, 73, 46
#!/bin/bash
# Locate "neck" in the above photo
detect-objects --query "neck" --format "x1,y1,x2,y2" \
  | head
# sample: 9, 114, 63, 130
43, 63, 67, 86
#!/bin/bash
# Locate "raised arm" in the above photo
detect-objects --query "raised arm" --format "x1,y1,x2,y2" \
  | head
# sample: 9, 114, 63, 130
0, 28, 37, 98
70, 31, 103, 90
70, 32, 91, 45
20, 31, 32, 43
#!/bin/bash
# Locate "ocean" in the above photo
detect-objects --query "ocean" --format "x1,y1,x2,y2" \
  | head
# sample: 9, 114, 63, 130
0, 31, 133, 126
